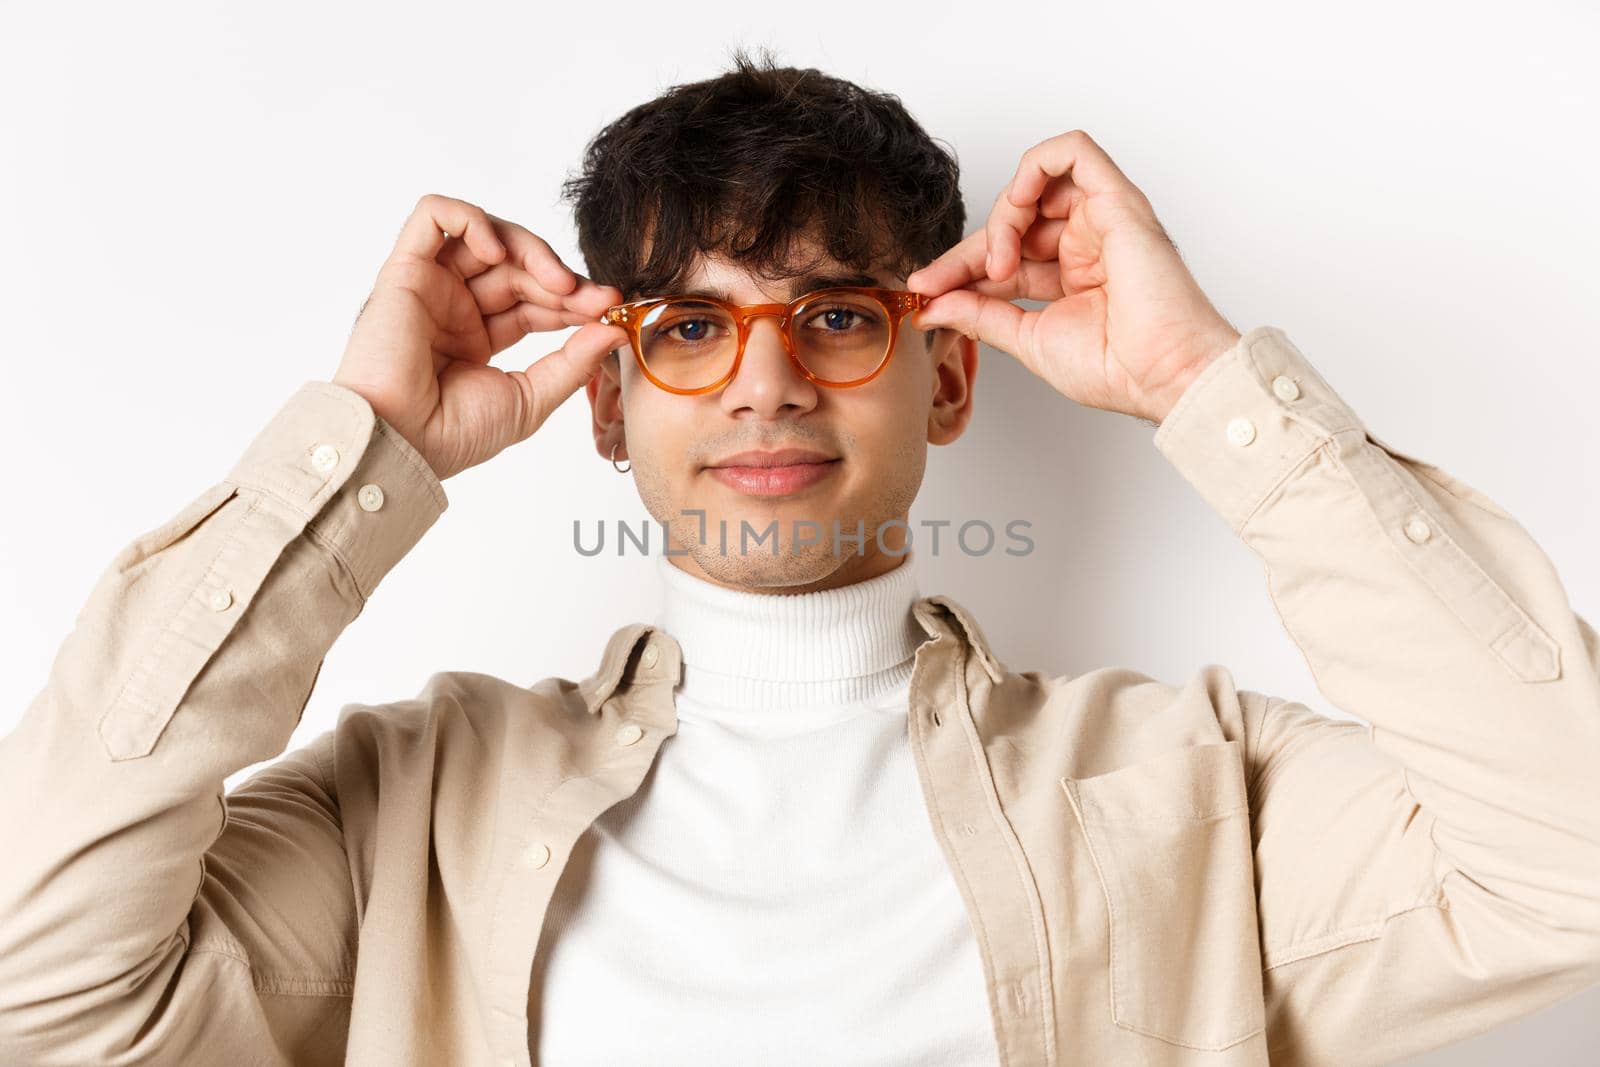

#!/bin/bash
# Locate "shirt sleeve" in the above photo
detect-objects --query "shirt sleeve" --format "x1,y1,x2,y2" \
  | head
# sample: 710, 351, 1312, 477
1152, 325, 1600, 1065
0, 382, 447, 1065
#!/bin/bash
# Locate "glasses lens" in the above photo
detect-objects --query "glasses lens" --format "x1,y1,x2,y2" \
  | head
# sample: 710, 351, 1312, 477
789, 290, 892, 384
635, 290, 895, 391
639, 300, 739, 391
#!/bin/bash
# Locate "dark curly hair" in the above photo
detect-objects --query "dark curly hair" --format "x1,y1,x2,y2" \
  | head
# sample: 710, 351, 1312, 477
559, 46, 965, 352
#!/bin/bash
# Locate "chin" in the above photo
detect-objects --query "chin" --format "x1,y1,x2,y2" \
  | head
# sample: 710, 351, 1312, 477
683, 546, 849, 590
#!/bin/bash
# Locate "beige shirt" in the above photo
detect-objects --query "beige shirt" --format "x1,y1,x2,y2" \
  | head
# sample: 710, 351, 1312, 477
1, 324, 1597, 1067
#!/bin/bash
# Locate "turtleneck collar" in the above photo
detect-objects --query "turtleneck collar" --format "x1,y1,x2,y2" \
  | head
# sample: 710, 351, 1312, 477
650, 549, 926, 708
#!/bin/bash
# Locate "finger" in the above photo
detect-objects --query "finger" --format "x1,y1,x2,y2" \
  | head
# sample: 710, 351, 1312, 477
461, 260, 604, 319
479, 215, 625, 319
984, 176, 1040, 286
979, 218, 1071, 302
484, 214, 581, 298
512, 322, 632, 438
1002, 130, 1151, 263
905, 228, 986, 297
434, 215, 580, 296
1020, 215, 1067, 261
463, 260, 544, 317
464, 230, 622, 319
564, 276, 626, 319
940, 259, 1066, 305
906, 215, 1066, 299
994, 131, 1148, 283
1038, 173, 1083, 218
482, 301, 600, 357
1006, 129, 1141, 211
910, 288, 1037, 367
394, 193, 505, 271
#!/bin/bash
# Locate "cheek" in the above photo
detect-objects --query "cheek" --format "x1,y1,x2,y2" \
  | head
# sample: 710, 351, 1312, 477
621, 399, 697, 513
842, 397, 929, 494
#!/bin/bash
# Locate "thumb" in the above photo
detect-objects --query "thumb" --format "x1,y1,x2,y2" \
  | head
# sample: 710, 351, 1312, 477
914, 288, 1032, 362
514, 322, 630, 440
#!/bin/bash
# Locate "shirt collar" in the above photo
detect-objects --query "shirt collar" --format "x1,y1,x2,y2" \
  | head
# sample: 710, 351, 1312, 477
580, 588, 1005, 717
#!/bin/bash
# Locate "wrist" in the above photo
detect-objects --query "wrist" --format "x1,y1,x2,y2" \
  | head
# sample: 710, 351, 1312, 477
326, 378, 442, 481
1143, 325, 1241, 426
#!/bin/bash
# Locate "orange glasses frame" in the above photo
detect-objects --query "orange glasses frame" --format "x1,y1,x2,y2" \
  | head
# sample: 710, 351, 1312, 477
600, 286, 928, 396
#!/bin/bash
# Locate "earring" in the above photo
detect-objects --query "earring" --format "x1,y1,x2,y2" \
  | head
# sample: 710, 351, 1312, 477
610, 442, 631, 473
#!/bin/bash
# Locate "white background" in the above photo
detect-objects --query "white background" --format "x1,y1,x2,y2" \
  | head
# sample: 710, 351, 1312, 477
2, 2, 1596, 1062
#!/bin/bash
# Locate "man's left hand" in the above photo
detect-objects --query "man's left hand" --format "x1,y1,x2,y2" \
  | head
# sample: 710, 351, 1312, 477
907, 129, 1241, 426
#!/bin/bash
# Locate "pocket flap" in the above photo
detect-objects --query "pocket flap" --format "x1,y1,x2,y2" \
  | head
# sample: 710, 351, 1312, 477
1065, 739, 1249, 823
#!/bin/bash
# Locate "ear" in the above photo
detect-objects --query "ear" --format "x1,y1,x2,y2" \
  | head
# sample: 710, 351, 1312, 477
927, 329, 978, 446
587, 347, 627, 462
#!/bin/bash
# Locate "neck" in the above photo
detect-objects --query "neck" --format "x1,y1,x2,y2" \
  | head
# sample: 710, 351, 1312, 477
651, 549, 925, 708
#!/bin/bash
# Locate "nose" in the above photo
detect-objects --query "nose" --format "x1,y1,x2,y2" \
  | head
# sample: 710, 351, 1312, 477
718, 315, 818, 419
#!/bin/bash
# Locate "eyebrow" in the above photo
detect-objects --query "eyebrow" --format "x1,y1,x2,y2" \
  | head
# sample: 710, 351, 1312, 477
671, 271, 882, 302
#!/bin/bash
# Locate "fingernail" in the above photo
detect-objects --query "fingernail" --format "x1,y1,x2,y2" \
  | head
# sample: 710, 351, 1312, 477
984, 252, 993, 276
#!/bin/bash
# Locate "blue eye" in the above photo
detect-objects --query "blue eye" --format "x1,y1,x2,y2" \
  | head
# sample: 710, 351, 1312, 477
655, 318, 723, 344
804, 305, 878, 332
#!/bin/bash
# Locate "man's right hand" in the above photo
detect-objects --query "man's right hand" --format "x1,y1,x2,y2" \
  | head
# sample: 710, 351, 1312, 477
332, 193, 630, 481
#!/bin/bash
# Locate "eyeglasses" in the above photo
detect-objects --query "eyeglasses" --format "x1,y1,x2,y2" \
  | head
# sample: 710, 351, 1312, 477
600, 286, 928, 395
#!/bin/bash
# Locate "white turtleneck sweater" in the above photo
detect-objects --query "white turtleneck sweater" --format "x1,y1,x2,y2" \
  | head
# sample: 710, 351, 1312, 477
529, 551, 1001, 1066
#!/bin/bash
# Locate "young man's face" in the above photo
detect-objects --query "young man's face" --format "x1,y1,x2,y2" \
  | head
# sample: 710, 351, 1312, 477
586, 240, 978, 593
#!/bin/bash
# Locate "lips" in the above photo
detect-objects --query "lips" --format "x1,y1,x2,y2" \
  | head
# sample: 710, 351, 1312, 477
704, 448, 841, 497
707, 447, 838, 469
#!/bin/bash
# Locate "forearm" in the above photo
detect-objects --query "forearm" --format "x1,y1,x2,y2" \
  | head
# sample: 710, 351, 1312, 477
1155, 326, 1600, 932
0, 382, 445, 1052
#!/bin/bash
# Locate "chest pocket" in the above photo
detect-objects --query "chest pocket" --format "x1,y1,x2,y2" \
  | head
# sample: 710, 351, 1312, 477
1060, 739, 1267, 1051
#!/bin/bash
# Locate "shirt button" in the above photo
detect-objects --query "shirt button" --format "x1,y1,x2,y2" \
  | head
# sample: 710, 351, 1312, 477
357, 483, 385, 511
1271, 375, 1301, 401
639, 645, 660, 669
310, 444, 340, 472
1225, 416, 1257, 446
524, 842, 551, 869
615, 723, 644, 746
207, 587, 233, 612
1404, 516, 1432, 543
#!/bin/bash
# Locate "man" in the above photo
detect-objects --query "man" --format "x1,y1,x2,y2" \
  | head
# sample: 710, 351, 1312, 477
2, 52, 1597, 1067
